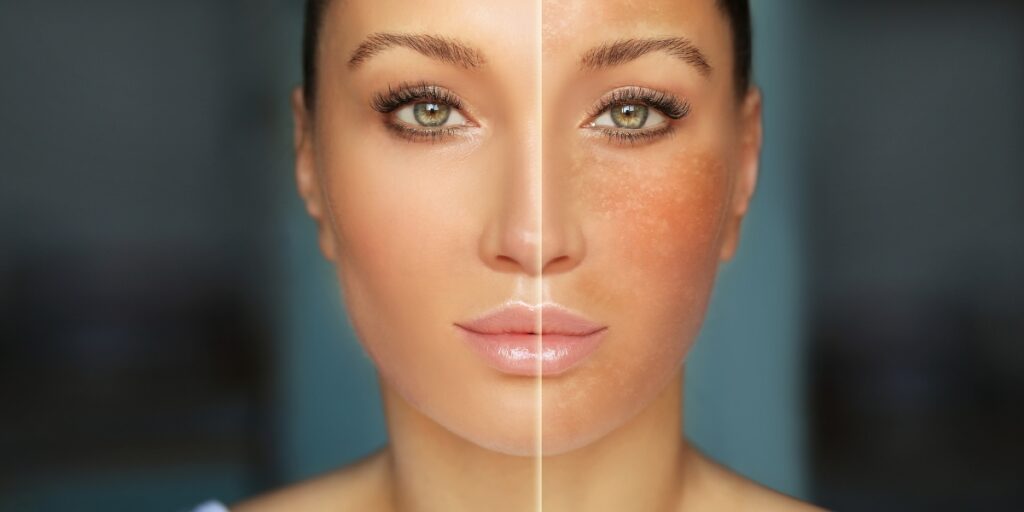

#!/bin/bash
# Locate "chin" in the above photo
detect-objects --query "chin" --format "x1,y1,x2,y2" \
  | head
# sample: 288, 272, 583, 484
538, 344, 691, 456
449, 403, 618, 458
444, 373, 674, 458
440, 395, 543, 457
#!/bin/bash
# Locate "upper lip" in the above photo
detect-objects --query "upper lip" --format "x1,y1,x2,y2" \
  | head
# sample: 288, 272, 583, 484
455, 302, 606, 336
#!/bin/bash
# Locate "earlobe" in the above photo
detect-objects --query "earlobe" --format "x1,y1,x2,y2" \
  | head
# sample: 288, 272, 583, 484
291, 88, 319, 216
719, 87, 763, 262
291, 87, 338, 262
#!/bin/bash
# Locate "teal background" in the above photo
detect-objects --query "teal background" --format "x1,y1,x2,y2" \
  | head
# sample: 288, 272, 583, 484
10, 1, 1022, 510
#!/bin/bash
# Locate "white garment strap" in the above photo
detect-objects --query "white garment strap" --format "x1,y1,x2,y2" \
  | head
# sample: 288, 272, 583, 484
191, 500, 229, 512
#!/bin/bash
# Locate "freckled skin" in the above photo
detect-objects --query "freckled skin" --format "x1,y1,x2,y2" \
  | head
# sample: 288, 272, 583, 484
543, 154, 726, 452
543, 149, 729, 452
540, 0, 751, 458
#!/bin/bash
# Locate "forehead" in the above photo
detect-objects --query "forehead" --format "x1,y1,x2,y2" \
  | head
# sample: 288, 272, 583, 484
323, 0, 538, 57
543, 0, 730, 63
321, 0, 730, 58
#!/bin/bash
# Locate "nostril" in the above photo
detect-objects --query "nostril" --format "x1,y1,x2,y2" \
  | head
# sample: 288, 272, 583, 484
491, 254, 531, 273
496, 255, 519, 266
542, 255, 573, 273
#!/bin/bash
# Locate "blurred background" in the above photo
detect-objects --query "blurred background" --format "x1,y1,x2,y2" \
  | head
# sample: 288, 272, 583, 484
1, 0, 1021, 510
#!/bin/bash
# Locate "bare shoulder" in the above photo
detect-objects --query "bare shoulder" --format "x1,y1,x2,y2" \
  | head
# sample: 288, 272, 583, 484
682, 449, 826, 512
231, 450, 392, 512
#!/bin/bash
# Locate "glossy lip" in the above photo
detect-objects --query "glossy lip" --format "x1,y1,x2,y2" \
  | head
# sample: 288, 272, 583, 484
455, 302, 608, 377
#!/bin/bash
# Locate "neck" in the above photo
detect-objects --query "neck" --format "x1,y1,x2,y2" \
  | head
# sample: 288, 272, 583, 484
380, 370, 690, 512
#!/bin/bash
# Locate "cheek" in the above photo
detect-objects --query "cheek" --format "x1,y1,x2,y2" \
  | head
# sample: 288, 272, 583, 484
317, 124, 477, 305
313, 134, 468, 365
574, 145, 731, 307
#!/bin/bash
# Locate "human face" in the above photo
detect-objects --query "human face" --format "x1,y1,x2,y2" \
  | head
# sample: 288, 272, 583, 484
294, 0, 760, 456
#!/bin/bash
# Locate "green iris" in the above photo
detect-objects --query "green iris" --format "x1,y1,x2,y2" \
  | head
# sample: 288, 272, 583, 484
610, 104, 649, 129
413, 102, 451, 127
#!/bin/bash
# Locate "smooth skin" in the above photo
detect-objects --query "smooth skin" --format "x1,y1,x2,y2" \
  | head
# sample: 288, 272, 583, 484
235, 0, 822, 510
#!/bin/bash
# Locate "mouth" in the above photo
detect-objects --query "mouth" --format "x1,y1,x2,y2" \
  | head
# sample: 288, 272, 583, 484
455, 302, 608, 377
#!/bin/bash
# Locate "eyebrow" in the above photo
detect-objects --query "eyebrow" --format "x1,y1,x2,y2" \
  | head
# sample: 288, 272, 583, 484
579, 37, 712, 76
348, 32, 486, 70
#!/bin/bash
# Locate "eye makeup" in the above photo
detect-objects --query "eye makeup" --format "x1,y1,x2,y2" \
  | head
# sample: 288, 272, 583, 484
583, 86, 691, 146
367, 82, 689, 146
370, 81, 476, 143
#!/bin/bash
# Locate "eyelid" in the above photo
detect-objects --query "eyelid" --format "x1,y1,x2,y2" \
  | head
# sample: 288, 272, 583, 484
371, 82, 458, 112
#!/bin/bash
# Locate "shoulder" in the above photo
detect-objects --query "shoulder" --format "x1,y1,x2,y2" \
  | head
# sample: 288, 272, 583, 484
680, 449, 826, 512
231, 450, 391, 512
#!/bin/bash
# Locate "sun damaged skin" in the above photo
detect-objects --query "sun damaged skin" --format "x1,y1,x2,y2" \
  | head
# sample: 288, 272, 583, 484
233, 0, 823, 510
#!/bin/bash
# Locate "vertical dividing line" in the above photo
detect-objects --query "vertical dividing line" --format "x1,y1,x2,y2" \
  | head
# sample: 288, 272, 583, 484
534, 0, 544, 510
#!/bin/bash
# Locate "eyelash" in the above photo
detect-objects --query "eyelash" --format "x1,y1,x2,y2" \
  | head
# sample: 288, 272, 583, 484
586, 86, 691, 146
370, 82, 471, 143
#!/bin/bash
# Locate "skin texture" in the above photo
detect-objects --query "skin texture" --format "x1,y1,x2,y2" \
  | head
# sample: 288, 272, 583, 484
235, 0, 821, 510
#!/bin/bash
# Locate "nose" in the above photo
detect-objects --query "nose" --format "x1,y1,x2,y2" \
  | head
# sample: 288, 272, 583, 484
479, 127, 585, 277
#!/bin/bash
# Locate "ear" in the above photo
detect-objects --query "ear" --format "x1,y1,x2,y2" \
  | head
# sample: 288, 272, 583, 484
719, 87, 763, 262
291, 87, 338, 262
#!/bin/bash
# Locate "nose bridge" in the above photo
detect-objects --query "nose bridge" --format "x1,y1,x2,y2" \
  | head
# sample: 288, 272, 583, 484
501, 118, 544, 275
479, 113, 584, 277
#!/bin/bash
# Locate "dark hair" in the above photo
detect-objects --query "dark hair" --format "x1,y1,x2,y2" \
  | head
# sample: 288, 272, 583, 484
302, 0, 751, 110
301, 0, 328, 110
718, 0, 752, 97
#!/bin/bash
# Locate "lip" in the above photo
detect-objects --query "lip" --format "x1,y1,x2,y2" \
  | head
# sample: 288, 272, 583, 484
455, 302, 607, 377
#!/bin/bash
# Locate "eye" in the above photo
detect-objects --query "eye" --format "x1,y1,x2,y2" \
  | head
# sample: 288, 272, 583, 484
592, 103, 668, 130
395, 101, 469, 128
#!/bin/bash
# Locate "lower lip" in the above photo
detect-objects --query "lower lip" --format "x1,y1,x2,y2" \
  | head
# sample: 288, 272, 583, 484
456, 327, 607, 377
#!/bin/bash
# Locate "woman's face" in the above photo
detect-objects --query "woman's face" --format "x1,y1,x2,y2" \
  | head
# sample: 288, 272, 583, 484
295, 0, 761, 456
